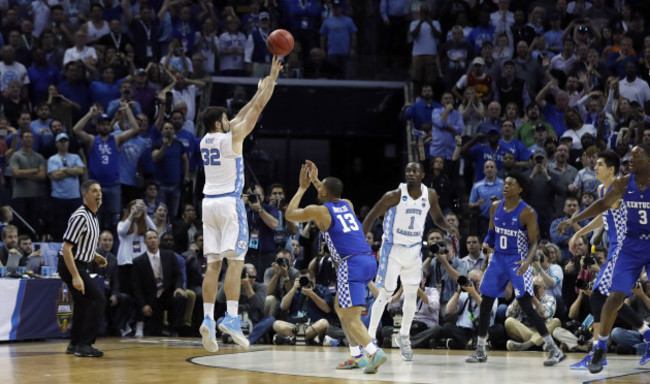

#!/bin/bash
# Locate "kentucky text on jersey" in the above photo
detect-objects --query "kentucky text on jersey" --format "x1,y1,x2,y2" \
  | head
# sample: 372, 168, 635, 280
494, 226, 518, 237
625, 201, 650, 209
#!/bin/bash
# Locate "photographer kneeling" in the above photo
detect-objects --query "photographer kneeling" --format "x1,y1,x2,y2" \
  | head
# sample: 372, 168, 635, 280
504, 276, 561, 351
428, 269, 496, 349
272, 269, 333, 344
216, 264, 275, 344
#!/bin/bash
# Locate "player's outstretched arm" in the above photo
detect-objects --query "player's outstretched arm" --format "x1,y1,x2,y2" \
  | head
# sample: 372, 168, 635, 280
569, 215, 603, 255
285, 163, 330, 228
361, 190, 400, 235
557, 175, 628, 233
232, 57, 283, 143
230, 78, 267, 127
516, 206, 540, 276
428, 188, 460, 239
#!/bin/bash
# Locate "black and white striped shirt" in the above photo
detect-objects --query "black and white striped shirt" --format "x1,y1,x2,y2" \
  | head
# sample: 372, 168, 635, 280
61, 205, 100, 263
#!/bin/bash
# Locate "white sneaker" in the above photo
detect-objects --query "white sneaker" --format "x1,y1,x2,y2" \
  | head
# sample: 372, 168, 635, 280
135, 322, 144, 338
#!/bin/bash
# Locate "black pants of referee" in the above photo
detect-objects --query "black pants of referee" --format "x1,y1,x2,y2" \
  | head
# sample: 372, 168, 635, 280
58, 257, 106, 347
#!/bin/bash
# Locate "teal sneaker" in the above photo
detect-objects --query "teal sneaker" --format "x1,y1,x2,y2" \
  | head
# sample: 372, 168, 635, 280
363, 349, 387, 374
199, 316, 218, 352
218, 314, 250, 348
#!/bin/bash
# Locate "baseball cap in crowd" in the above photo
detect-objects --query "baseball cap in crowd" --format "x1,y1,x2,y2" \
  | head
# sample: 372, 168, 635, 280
532, 148, 547, 159
135, 68, 146, 75
535, 123, 547, 132
502, 59, 515, 67
622, 156, 631, 164
332, 0, 342, 6
486, 126, 500, 135
472, 57, 485, 66
56, 133, 69, 142
259, 12, 270, 20
99, 114, 111, 122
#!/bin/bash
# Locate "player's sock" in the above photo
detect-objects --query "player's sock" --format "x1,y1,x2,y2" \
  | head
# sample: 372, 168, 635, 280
596, 335, 608, 350
542, 335, 556, 349
641, 326, 650, 342
364, 342, 378, 355
227, 300, 238, 317
476, 336, 487, 348
350, 345, 363, 358
203, 303, 215, 320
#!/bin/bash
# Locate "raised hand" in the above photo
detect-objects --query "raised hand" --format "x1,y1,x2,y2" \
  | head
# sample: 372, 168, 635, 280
269, 56, 283, 80
299, 163, 310, 189
305, 159, 319, 183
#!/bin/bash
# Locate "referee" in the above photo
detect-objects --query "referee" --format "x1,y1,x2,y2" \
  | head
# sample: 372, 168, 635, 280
58, 179, 107, 357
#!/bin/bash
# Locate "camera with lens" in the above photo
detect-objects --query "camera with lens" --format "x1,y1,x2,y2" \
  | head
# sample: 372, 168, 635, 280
241, 269, 249, 279
428, 241, 448, 255
457, 275, 472, 287
533, 253, 545, 263
576, 326, 592, 345
583, 255, 596, 267
575, 278, 593, 290
276, 257, 286, 268
247, 193, 258, 204
298, 276, 312, 291
276, 197, 285, 207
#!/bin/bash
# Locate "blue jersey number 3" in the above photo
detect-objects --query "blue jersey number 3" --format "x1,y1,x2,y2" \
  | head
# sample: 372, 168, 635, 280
201, 148, 221, 165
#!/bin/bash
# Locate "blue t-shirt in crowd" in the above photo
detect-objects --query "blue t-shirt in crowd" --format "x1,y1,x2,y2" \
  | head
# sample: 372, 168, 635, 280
47, 153, 84, 199
470, 144, 506, 180
173, 129, 198, 172
153, 139, 185, 184
498, 138, 531, 161
319, 16, 358, 56
89, 135, 120, 186
469, 177, 504, 218
404, 99, 441, 129
27, 64, 61, 105
30, 119, 54, 148
90, 79, 124, 111
117, 135, 148, 186
543, 103, 567, 136
139, 125, 159, 177
57, 80, 91, 118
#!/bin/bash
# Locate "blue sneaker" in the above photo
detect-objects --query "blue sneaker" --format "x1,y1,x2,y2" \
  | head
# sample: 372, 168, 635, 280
640, 343, 650, 366
218, 314, 250, 348
571, 350, 609, 370
363, 349, 387, 374
199, 317, 218, 352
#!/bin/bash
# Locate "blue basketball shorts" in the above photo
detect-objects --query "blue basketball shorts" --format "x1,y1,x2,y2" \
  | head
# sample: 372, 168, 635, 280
336, 253, 377, 309
608, 238, 650, 294
480, 252, 533, 299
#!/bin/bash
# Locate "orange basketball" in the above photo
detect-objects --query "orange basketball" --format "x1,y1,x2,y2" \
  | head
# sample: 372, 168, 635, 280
266, 29, 294, 57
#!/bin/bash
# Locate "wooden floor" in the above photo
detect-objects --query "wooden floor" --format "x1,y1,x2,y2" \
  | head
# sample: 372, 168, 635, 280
2, 337, 650, 384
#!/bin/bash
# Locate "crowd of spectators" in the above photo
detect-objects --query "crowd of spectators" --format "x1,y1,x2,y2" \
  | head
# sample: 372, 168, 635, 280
0, 0, 649, 353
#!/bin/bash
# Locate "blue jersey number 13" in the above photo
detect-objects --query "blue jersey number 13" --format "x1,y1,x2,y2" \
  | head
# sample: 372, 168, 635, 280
336, 213, 359, 233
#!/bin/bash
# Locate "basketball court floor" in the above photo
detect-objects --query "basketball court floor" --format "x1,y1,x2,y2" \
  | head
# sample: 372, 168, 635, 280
2, 338, 649, 383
